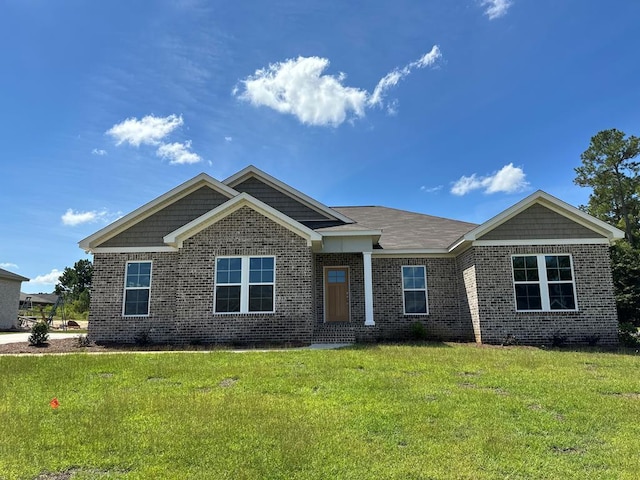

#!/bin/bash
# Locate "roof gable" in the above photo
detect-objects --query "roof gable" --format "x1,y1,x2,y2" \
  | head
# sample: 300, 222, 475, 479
80, 173, 238, 251
224, 165, 353, 225
455, 190, 624, 248
164, 193, 322, 248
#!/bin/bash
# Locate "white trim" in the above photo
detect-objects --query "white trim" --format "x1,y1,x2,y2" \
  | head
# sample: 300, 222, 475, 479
122, 260, 152, 317
401, 265, 429, 315
213, 256, 276, 314
164, 193, 322, 248
372, 249, 454, 258
363, 252, 375, 326
80, 173, 239, 252
473, 238, 611, 247
319, 230, 382, 237
511, 254, 578, 312
323, 266, 351, 323
223, 165, 355, 224
91, 246, 179, 253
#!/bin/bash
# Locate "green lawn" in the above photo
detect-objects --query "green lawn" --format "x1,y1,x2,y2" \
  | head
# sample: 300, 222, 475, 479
0, 344, 638, 479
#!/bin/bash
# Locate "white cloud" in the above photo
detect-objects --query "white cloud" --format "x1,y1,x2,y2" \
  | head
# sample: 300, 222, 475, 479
451, 163, 528, 195
369, 46, 442, 108
224, 136, 233, 142
420, 185, 443, 193
481, 0, 512, 20
0, 262, 19, 270
156, 141, 202, 165
235, 46, 442, 127
107, 114, 184, 146
91, 148, 107, 156
237, 56, 367, 127
61, 209, 115, 226
28, 269, 62, 286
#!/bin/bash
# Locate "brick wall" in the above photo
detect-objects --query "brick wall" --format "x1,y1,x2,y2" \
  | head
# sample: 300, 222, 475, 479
89, 206, 314, 344
473, 244, 619, 345
88, 252, 178, 343
370, 257, 474, 341
456, 248, 481, 342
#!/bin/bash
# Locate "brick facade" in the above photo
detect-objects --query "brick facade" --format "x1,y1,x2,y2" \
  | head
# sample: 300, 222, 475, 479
87, 201, 619, 347
89, 207, 314, 344
472, 244, 618, 345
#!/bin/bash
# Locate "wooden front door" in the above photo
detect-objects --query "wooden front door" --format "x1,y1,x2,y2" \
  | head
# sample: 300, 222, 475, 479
325, 267, 350, 322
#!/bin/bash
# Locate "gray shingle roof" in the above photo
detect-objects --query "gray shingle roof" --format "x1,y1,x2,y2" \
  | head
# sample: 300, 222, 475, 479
319, 206, 478, 249
0, 268, 29, 282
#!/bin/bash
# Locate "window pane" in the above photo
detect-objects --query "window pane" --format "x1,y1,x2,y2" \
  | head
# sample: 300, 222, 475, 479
513, 256, 538, 281
215, 286, 241, 312
546, 255, 573, 283
402, 266, 425, 289
216, 257, 241, 284
249, 257, 274, 283
328, 270, 346, 284
549, 283, 575, 310
515, 284, 542, 310
249, 285, 273, 312
126, 262, 151, 288
124, 289, 149, 316
404, 291, 427, 314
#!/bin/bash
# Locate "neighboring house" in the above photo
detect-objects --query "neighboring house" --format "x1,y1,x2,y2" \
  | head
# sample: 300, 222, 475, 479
80, 166, 624, 346
0, 268, 29, 330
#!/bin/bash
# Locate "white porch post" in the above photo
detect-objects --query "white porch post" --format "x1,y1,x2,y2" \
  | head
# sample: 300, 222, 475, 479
363, 251, 375, 326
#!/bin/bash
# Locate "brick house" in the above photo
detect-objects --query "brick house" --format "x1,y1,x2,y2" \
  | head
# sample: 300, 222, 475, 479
80, 166, 624, 345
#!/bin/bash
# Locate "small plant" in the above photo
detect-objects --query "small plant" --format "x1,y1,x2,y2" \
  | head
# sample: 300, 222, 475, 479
584, 334, 600, 347
134, 330, 152, 346
550, 331, 567, 348
76, 335, 92, 348
29, 321, 50, 346
409, 321, 427, 340
501, 334, 518, 346
618, 322, 640, 347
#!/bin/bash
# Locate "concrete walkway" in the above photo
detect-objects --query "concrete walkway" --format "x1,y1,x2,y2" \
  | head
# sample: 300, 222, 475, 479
0, 332, 83, 345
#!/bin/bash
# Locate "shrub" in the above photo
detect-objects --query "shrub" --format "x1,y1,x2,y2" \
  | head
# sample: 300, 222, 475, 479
619, 322, 640, 347
550, 332, 567, 348
29, 321, 50, 346
409, 321, 427, 340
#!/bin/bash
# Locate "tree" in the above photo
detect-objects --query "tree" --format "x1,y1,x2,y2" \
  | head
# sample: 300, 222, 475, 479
55, 259, 93, 310
574, 129, 640, 247
575, 129, 640, 327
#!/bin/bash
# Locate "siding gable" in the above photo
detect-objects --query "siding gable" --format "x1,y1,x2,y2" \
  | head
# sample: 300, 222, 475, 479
478, 203, 606, 241
100, 186, 230, 247
233, 177, 333, 222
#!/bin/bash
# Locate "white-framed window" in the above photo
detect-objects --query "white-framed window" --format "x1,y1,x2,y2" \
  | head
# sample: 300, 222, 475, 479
123, 261, 152, 316
512, 254, 577, 312
402, 265, 428, 315
214, 256, 275, 313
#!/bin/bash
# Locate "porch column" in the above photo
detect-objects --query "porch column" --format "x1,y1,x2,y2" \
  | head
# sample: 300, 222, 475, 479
363, 251, 375, 326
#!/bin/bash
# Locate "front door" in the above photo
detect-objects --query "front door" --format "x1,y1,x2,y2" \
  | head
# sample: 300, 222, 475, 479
325, 267, 350, 322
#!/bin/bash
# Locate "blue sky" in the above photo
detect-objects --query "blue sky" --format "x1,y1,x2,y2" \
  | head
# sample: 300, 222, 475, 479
2, 0, 639, 293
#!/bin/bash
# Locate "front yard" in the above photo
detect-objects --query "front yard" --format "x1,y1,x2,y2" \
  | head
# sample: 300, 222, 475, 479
0, 344, 638, 479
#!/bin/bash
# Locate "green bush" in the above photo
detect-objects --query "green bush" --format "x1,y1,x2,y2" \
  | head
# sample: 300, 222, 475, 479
409, 321, 427, 340
28, 321, 49, 346
619, 322, 640, 347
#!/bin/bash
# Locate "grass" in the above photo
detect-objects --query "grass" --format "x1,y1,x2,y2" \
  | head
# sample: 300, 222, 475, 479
0, 344, 639, 479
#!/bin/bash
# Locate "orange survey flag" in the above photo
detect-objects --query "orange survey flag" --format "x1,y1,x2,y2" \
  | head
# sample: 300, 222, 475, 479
50, 397, 60, 409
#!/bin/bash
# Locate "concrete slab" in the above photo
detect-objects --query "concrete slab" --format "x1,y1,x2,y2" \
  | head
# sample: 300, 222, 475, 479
0, 332, 83, 345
